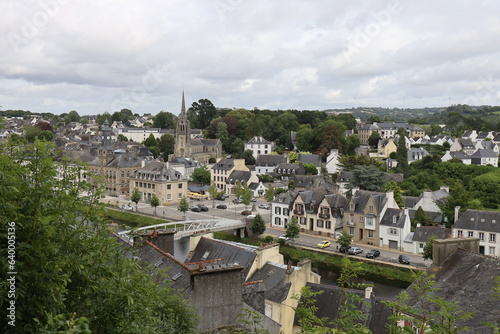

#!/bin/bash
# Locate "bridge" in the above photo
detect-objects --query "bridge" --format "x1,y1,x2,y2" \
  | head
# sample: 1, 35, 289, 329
117, 218, 247, 243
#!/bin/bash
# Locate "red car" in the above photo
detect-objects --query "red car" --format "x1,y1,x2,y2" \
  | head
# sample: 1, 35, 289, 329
241, 210, 252, 216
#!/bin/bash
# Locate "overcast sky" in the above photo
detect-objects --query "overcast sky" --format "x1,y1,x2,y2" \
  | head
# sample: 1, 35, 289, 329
1, 0, 500, 116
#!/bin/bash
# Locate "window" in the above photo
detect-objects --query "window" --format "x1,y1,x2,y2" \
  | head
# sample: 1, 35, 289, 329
369, 206, 373, 212
275, 217, 281, 225
317, 220, 324, 228
368, 230, 374, 238
167, 194, 171, 200
457, 230, 463, 237
349, 227, 355, 235
359, 216, 364, 222
468, 231, 474, 237
349, 214, 354, 224
490, 234, 496, 242
326, 221, 331, 229
389, 228, 397, 235
178, 183, 183, 189
300, 217, 306, 225
479, 232, 485, 241
366, 216, 374, 226
283, 208, 289, 215
275, 207, 282, 215
489, 247, 496, 255
419, 243, 424, 249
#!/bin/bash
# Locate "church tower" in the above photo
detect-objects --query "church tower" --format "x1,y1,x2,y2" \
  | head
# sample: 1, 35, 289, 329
174, 92, 191, 158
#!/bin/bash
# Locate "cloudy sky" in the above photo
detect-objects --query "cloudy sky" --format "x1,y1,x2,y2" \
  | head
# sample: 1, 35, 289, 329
1, 0, 500, 116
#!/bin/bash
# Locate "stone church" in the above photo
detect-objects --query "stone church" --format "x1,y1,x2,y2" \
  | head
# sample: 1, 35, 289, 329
171, 93, 222, 164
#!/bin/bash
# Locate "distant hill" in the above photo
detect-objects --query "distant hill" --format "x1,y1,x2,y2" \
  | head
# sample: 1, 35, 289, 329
323, 107, 444, 122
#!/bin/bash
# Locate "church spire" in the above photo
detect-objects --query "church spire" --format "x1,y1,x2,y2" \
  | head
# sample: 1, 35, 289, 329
181, 91, 186, 116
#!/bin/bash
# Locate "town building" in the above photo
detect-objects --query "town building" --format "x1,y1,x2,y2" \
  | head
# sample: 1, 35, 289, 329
211, 158, 249, 193
358, 122, 425, 146
452, 209, 500, 256
244, 136, 275, 159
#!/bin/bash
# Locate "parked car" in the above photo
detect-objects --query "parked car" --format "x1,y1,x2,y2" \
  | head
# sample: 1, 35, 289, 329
348, 247, 363, 255
216, 195, 225, 201
233, 198, 242, 204
338, 246, 351, 254
366, 249, 381, 258
258, 203, 270, 209
197, 204, 209, 212
317, 240, 331, 249
398, 255, 410, 265
241, 209, 252, 216
189, 205, 201, 212
216, 204, 227, 209
278, 234, 290, 241
251, 197, 257, 202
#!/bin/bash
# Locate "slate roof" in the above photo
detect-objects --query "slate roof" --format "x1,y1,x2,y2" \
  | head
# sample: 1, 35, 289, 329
457, 138, 475, 149
411, 226, 451, 242
133, 161, 184, 181
470, 149, 498, 158
294, 283, 393, 334
247, 136, 273, 144
186, 237, 257, 279
255, 154, 287, 166
446, 150, 470, 160
379, 208, 406, 228
403, 196, 419, 208
350, 190, 388, 214
452, 209, 500, 233
407, 209, 444, 224
227, 170, 251, 184
298, 153, 322, 167
246, 262, 292, 303
212, 158, 235, 171
406, 249, 500, 333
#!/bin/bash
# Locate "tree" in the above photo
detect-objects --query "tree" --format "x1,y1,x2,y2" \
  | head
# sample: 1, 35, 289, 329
285, 216, 300, 241
68, 110, 80, 122
242, 149, 256, 165
157, 133, 175, 161
422, 235, 437, 260
24, 126, 53, 142
338, 155, 383, 171
191, 98, 217, 129
208, 182, 224, 208
150, 194, 160, 215
396, 130, 409, 177
250, 214, 266, 236
131, 187, 142, 210
337, 231, 353, 256
384, 180, 404, 208
191, 166, 211, 184
117, 134, 128, 141
344, 134, 360, 156
264, 184, 275, 203
348, 165, 386, 192
288, 180, 295, 190
368, 131, 381, 147
302, 163, 318, 175
0, 141, 196, 333
241, 183, 253, 208
144, 134, 157, 148
153, 111, 176, 129
177, 196, 189, 220
288, 151, 299, 163
413, 206, 432, 228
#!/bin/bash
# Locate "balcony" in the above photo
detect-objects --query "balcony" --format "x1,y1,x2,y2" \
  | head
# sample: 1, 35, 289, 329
319, 213, 330, 219
294, 209, 304, 215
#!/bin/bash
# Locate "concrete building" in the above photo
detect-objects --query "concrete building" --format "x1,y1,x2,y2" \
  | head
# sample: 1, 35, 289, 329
244, 136, 275, 159
211, 158, 249, 193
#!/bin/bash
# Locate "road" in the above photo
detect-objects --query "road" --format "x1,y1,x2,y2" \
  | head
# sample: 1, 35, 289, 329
102, 194, 431, 268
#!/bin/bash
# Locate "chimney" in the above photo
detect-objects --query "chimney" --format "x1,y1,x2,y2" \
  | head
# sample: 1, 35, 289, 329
454, 206, 461, 223
365, 287, 373, 299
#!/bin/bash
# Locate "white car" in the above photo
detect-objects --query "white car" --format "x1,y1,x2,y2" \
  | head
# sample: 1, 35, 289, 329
348, 247, 363, 255
258, 203, 270, 209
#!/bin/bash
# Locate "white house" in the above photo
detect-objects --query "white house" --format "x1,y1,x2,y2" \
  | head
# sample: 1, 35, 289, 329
271, 191, 295, 228
470, 149, 499, 166
441, 150, 472, 164
255, 154, 287, 175
244, 136, 275, 159
325, 149, 342, 174
378, 208, 412, 251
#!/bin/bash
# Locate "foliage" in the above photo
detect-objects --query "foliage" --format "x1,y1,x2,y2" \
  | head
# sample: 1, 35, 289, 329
288, 180, 295, 190
0, 141, 196, 334
177, 196, 189, 219
348, 165, 386, 192
131, 187, 142, 209
40, 313, 91, 334
143, 133, 157, 147
208, 182, 224, 207
396, 133, 409, 177
422, 235, 437, 260
384, 180, 404, 208
288, 151, 299, 163
241, 183, 253, 207
286, 216, 300, 241
158, 133, 175, 161
264, 184, 275, 203
338, 155, 383, 171
117, 134, 128, 141
153, 111, 176, 129
102, 208, 172, 229
337, 231, 352, 256
302, 162, 318, 175
250, 214, 266, 236
344, 134, 361, 156
368, 131, 381, 147
413, 206, 432, 228
190, 98, 217, 129
191, 165, 211, 184
242, 149, 256, 165
150, 194, 160, 214
24, 125, 54, 142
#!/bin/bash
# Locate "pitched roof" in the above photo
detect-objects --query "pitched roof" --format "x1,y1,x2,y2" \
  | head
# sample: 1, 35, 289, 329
406, 249, 500, 333
350, 190, 388, 214
298, 153, 322, 167
452, 209, 500, 233
247, 136, 273, 144
255, 154, 287, 166
246, 262, 292, 303
379, 208, 407, 228
227, 170, 251, 184
411, 226, 451, 242
470, 149, 498, 158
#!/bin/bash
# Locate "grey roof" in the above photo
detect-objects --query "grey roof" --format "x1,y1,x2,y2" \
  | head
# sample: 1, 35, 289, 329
349, 190, 388, 214
272, 190, 297, 205
470, 149, 498, 158
452, 209, 500, 233
385, 173, 404, 183
211, 158, 235, 171
255, 154, 287, 166
294, 283, 393, 334
186, 237, 257, 279
227, 170, 251, 184
408, 209, 444, 224
133, 161, 184, 181
457, 138, 475, 149
446, 150, 470, 160
246, 262, 291, 303
247, 136, 273, 144
105, 153, 143, 168
298, 153, 322, 167
379, 208, 406, 228
336, 171, 353, 182
170, 157, 198, 167
403, 196, 419, 208
411, 226, 451, 242
407, 147, 430, 162
406, 249, 500, 333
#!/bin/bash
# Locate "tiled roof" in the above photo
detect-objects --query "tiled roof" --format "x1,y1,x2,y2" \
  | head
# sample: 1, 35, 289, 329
411, 226, 451, 242
452, 209, 500, 233
246, 262, 292, 303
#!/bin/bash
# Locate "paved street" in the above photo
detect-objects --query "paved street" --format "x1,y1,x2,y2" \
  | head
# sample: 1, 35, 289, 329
102, 194, 431, 268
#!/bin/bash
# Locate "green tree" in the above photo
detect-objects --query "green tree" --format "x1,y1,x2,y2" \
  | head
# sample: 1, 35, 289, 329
68, 110, 80, 122
191, 166, 211, 184
24, 126, 53, 142
0, 141, 196, 334
191, 98, 217, 129
349, 165, 386, 192
337, 231, 353, 256
338, 155, 383, 171
422, 235, 437, 260
158, 133, 175, 161
250, 214, 266, 236
344, 134, 361, 156
242, 149, 256, 165
302, 163, 318, 175
288, 180, 295, 190
144, 134, 157, 147
288, 151, 299, 163
396, 130, 409, 177
413, 206, 432, 227
153, 111, 176, 129
208, 182, 224, 208
150, 194, 160, 215
131, 187, 142, 210
264, 184, 275, 203
368, 131, 381, 147
117, 134, 128, 141
285, 216, 300, 241
177, 196, 189, 220
384, 180, 404, 208
241, 183, 253, 208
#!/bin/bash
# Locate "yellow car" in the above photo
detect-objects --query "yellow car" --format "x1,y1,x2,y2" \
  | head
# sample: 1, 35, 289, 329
317, 241, 331, 249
